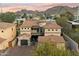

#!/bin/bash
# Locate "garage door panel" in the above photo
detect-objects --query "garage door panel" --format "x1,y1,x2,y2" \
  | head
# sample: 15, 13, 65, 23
21, 40, 28, 45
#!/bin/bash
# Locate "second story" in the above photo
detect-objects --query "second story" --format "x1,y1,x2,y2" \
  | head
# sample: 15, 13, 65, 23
0, 22, 16, 40
19, 19, 62, 36
20, 20, 39, 35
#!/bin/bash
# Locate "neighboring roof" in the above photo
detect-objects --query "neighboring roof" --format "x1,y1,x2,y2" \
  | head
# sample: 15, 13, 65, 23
68, 21, 79, 25
20, 19, 39, 28
38, 35, 65, 43
0, 37, 6, 43
0, 22, 16, 29
43, 22, 62, 29
18, 33, 31, 39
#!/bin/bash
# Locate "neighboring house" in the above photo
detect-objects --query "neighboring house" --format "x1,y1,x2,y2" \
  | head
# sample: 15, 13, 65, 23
67, 20, 79, 31
32, 16, 40, 20
38, 35, 65, 50
0, 22, 16, 50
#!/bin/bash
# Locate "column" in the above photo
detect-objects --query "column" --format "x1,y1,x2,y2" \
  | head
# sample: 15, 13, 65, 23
39, 28, 40, 35
28, 40, 30, 46
18, 40, 21, 46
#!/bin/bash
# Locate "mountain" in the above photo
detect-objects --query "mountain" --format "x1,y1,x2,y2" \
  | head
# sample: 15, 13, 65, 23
44, 6, 76, 15
16, 9, 36, 14
15, 6, 78, 16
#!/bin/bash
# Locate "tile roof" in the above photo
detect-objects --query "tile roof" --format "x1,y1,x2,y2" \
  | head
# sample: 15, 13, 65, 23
20, 19, 39, 28
43, 22, 62, 29
0, 22, 16, 29
20, 19, 62, 29
38, 35, 65, 43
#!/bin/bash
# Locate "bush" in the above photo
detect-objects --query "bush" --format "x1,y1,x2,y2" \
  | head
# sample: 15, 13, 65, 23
34, 41, 79, 56
0, 12, 16, 23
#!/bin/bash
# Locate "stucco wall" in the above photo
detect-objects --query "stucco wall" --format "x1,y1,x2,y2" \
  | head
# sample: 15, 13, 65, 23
20, 27, 31, 34
44, 29, 61, 36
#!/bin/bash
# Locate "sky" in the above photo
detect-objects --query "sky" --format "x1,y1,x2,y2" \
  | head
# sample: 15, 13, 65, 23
0, 3, 79, 12
0, 3, 79, 7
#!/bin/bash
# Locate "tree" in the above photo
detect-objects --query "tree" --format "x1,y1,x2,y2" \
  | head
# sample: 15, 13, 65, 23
54, 11, 74, 26
21, 13, 27, 19
0, 12, 16, 23
34, 41, 79, 56
64, 12, 74, 21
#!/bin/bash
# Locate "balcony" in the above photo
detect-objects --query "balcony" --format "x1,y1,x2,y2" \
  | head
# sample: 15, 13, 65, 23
31, 27, 44, 36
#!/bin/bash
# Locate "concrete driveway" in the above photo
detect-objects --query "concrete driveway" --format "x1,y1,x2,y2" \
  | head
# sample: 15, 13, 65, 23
5, 46, 35, 56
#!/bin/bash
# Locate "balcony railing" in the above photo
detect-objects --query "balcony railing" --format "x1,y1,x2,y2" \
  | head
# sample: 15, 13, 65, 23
31, 30, 44, 35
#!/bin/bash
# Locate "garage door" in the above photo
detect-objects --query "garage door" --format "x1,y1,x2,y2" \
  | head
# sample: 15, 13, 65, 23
21, 40, 28, 45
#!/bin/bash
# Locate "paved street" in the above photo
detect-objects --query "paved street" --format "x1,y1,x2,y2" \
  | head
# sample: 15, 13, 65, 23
2, 46, 35, 56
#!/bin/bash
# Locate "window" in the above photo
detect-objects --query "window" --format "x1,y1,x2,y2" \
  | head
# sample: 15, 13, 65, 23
2, 31, 4, 33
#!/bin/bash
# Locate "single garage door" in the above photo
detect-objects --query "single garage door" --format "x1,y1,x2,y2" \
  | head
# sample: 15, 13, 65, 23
21, 40, 28, 45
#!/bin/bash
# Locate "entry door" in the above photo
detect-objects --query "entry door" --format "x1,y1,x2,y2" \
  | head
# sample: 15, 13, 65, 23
21, 40, 28, 45
8, 41, 12, 48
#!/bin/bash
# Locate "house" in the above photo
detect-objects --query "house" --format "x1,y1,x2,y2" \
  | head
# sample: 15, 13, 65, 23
32, 16, 40, 20
38, 35, 65, 50
0, 22, 16, 50
17, 19, 65, 49
17, 20, 42, 46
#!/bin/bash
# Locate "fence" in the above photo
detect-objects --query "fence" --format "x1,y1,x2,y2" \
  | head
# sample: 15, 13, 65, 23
63, 33, 79, 52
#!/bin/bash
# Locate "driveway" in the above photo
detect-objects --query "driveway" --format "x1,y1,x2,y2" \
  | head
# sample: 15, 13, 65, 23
5, 46, 35, 56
